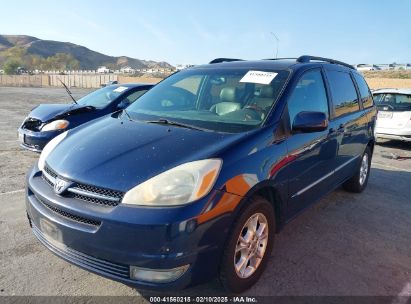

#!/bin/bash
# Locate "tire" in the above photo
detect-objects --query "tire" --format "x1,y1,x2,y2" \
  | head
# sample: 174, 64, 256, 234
219, 196, 275, 293
343, 146, 371, 193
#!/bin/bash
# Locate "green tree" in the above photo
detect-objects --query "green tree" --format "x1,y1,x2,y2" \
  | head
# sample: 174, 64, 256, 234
24, 54, 45, 70
42, 53, 80, 71
3, 59, 22, 75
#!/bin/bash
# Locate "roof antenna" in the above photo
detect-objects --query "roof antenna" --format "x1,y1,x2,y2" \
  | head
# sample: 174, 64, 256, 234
270, 32, 280, 59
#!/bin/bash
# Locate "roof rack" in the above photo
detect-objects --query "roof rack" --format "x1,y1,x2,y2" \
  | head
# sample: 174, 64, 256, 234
209, 58, 244, 64
264, 58, 298, 61
297, 55, 355, 70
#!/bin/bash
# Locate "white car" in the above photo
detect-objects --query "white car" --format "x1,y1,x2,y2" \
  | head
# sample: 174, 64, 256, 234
373, 88, 411, 142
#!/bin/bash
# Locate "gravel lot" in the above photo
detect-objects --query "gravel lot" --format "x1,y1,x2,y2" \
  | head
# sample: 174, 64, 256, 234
0, 87, 410, 300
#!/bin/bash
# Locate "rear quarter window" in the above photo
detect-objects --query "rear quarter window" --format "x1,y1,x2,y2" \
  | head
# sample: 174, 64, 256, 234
327, 70, 360, 117
353, 73, 374, 108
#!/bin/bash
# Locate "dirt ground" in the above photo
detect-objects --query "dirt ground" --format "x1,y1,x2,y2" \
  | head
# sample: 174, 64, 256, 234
0, 87, 410, 300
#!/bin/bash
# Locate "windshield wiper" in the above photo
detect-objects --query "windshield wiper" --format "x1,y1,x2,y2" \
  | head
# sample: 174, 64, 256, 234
122, 109, 132, 121
145, 119, 204, 131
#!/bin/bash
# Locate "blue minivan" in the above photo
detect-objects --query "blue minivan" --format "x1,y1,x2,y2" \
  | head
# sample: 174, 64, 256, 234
26, 56, 376, 293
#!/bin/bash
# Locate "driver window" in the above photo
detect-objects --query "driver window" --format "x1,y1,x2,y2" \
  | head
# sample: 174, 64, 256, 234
287, 69, 329, 126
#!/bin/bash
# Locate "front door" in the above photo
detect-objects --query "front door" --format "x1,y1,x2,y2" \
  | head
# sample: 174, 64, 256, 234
284, 69, 338, 218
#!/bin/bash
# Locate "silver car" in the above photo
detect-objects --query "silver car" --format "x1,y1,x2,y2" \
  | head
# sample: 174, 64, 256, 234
373, 88, 411, 142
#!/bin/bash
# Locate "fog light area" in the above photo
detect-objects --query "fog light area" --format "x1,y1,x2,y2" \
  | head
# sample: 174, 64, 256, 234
129, 265, 189, 283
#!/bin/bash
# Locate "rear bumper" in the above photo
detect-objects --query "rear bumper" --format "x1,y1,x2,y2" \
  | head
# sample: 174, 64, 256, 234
18, 128, 61, 152
376, 126, 411, 142
26, 165, 239, 290
376, 134, 411, 142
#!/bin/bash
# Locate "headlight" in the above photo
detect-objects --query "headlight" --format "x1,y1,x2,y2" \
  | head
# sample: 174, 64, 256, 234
42, 120, 69, 132
122, 159, 222, 206
38, 131, 68, 171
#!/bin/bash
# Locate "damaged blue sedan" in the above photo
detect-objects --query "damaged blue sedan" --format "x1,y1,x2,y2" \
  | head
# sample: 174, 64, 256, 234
18, 83, 153, 152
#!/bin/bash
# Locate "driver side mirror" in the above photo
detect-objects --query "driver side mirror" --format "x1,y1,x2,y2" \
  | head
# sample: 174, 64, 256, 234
292, 111, 328, 133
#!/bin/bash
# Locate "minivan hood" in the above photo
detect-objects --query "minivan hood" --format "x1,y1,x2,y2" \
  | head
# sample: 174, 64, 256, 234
46, 114, 248, 192
29, 103, 92, 122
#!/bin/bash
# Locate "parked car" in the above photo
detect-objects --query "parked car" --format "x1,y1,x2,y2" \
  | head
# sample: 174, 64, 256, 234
18, 83, 153, 152
101, 80, 118, 87
26, 56, 376, 292
373, 88, 411, 142
355, 64, 381, 71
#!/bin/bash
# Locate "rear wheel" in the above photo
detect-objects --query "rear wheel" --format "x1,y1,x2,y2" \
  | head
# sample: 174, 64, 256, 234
219, 196, 275, 293
343, 146, 371, 193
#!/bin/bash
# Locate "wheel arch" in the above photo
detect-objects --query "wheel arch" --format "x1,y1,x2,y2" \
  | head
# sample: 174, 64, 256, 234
233, 181, 286, 233
367, 138, 375, 157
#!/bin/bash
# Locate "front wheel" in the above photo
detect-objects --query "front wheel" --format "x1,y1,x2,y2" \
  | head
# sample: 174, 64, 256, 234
219, 196, 275, 293
343, 146, 371, 193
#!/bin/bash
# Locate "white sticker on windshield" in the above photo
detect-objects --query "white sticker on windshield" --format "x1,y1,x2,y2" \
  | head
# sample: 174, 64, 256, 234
240, 70, 278, 85
113, 86, 128, 93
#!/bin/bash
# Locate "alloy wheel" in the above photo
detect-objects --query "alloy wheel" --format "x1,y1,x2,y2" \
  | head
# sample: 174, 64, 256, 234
359, 153, 369, 186
234, 213, 269, 279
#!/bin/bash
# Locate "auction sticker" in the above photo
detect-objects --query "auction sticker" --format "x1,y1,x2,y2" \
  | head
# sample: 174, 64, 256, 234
113, 86, 128, 93
240, 70, 278, 84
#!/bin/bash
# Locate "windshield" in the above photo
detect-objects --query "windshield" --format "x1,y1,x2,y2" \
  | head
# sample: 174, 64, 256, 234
77, 85, 130, 108
374, 93, 411, 111
126, 68, 290, 132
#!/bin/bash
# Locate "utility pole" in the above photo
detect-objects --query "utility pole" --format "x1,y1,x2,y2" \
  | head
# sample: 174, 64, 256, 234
270, 32, 280, 59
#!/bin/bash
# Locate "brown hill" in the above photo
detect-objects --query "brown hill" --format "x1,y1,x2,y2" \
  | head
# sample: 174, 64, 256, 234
0, 34, 174, 70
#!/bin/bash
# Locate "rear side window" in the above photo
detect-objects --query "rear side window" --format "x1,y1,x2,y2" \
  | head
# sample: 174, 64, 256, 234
327, 70, 360, 117
126, 90, 149, 104
287, 69, 329, 125
374, 93, 411, 111
353, 73, 373, 108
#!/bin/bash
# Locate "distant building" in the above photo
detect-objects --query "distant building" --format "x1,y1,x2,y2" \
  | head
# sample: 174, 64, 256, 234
374, 64, 390, 71
176, 64, 194, 70
97, 66, 110, 73
393, 64, 407, 70
120, 66, 135, 74
355, 64, 378, 71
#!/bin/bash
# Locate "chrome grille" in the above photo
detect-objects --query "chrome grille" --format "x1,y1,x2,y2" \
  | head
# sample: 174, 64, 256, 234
43, 174, 54, 188
72, 193, 119, 207
44, 165, 58, 178
42, 164, 123, 207
36, 195, 101, 227
75, 183, 123, 200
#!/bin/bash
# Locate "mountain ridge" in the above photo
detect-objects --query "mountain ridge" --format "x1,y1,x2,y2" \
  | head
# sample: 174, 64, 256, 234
0, 34, 174, 70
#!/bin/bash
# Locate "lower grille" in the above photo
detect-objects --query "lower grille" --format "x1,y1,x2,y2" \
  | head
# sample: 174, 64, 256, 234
32, 225, 130, 279
36, 195, 101, 227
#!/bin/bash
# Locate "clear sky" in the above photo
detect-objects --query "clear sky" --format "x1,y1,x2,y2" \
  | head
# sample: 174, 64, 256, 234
1, 0, 410, 65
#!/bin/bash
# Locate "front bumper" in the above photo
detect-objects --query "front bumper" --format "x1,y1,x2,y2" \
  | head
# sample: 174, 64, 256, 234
18, 128, 62, 152
26, 165, 239, 290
